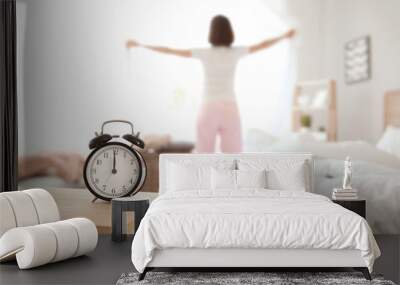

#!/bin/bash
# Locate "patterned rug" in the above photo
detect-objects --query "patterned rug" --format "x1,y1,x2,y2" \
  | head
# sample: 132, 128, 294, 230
116, 271, 396, 285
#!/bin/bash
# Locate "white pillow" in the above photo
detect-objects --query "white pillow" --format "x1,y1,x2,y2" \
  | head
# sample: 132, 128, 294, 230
267, 164, 306, 191
236, 169, 267, 189
167, 162, 211, 191
377, 126, 400, 158
238, 159, 308, 191
211, 168, 236, 190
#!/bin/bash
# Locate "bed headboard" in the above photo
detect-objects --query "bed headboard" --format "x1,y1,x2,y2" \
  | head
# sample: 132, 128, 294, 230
159, 153, 314, 194
384, 90, 400, 128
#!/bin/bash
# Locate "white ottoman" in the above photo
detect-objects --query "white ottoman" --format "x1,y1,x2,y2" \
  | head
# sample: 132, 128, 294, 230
0, 189, 98, 269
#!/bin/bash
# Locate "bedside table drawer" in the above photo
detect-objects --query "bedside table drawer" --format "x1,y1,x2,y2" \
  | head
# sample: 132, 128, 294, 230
333, 200, 366, 218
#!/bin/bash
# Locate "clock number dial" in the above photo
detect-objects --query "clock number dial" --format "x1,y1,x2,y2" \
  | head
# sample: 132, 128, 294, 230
84, 143, 142, 200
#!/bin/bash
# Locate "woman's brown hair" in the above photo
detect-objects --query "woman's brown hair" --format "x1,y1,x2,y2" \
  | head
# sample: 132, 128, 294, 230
208, 15, 234, 47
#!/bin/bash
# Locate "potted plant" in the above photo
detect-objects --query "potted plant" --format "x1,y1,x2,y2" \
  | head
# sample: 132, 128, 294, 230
300, 114, 312, 132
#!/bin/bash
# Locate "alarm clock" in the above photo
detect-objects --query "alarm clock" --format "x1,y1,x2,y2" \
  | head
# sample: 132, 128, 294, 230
83, 120, 146, 201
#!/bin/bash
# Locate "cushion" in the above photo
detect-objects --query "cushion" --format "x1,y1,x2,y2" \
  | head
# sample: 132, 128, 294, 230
211, 169, 268, 190
0, 191, 39, 228
238, 159, 308, 191
0, 196, 17, 237
377, 126, 400, 158
43, 221, 79, 262
0, 189, 60, 236
267, 164, 306, 191
211, 168, 236, 190
0, 189, 98, 270
23, 188, 60, 224
236, 169, 267, 189
166, 162, 211, 191
0, 218, 97, 269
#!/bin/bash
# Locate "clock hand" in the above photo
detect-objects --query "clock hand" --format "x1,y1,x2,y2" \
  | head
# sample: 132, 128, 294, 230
112, 150, 117, 174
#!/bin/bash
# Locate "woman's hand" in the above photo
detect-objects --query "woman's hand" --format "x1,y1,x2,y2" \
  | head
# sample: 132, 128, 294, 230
283, 29, 296, 39
249, 29, 296, 54
126, 39, 140, 49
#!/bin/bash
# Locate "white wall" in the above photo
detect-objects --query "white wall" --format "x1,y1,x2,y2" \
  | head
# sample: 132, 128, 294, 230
320, 0, 400, 142
21, 0, 136, 155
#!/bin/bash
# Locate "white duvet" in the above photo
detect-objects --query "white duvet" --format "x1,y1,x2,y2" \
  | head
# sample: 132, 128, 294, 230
131, 190, 380, 273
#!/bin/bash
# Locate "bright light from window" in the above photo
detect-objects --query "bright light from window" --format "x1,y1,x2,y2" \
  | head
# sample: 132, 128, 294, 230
121, 0, 292, 140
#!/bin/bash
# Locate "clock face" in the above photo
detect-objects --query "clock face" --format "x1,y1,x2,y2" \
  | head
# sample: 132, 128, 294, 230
83, 142, 143, 200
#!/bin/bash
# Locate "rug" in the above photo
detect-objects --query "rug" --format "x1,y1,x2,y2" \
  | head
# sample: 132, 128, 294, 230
116, 272, 396, 285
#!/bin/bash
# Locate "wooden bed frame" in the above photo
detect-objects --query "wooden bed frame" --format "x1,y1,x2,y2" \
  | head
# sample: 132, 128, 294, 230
384, 90, 400, 128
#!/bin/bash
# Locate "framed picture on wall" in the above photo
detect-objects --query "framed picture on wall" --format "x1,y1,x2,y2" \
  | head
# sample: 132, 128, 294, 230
344, 35, 371, 84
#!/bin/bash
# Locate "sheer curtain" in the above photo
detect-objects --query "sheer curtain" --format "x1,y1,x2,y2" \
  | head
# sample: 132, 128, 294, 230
236, 0, 296, 137
121, 0, 296, 140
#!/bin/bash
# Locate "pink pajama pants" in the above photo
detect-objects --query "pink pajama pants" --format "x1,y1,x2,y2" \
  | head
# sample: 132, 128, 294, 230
196, 100, 242, 153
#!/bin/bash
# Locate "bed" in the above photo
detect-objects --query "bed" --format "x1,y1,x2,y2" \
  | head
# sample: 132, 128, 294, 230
131, 153, 380, 281
244, 90, 400, 234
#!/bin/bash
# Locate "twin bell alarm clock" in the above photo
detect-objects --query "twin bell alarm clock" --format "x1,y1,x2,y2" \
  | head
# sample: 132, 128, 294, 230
83, 120, 146, 201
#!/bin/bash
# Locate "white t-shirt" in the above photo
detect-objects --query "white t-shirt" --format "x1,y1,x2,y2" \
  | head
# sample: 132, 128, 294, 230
191, 46, 248, 102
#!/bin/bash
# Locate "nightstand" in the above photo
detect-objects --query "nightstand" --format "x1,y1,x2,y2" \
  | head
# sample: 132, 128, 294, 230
332, 199, 366, 218
111, 198, 150, 242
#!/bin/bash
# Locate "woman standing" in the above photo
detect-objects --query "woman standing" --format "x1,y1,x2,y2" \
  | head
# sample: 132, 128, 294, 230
127, 15, 295, 153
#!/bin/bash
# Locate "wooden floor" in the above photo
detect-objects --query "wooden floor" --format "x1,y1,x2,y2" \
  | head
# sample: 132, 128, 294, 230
0, 235, 399, 285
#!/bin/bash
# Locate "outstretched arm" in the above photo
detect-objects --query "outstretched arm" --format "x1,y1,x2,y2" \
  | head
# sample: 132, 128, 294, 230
126, 39, 192, 58
248, 29, 296, 54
